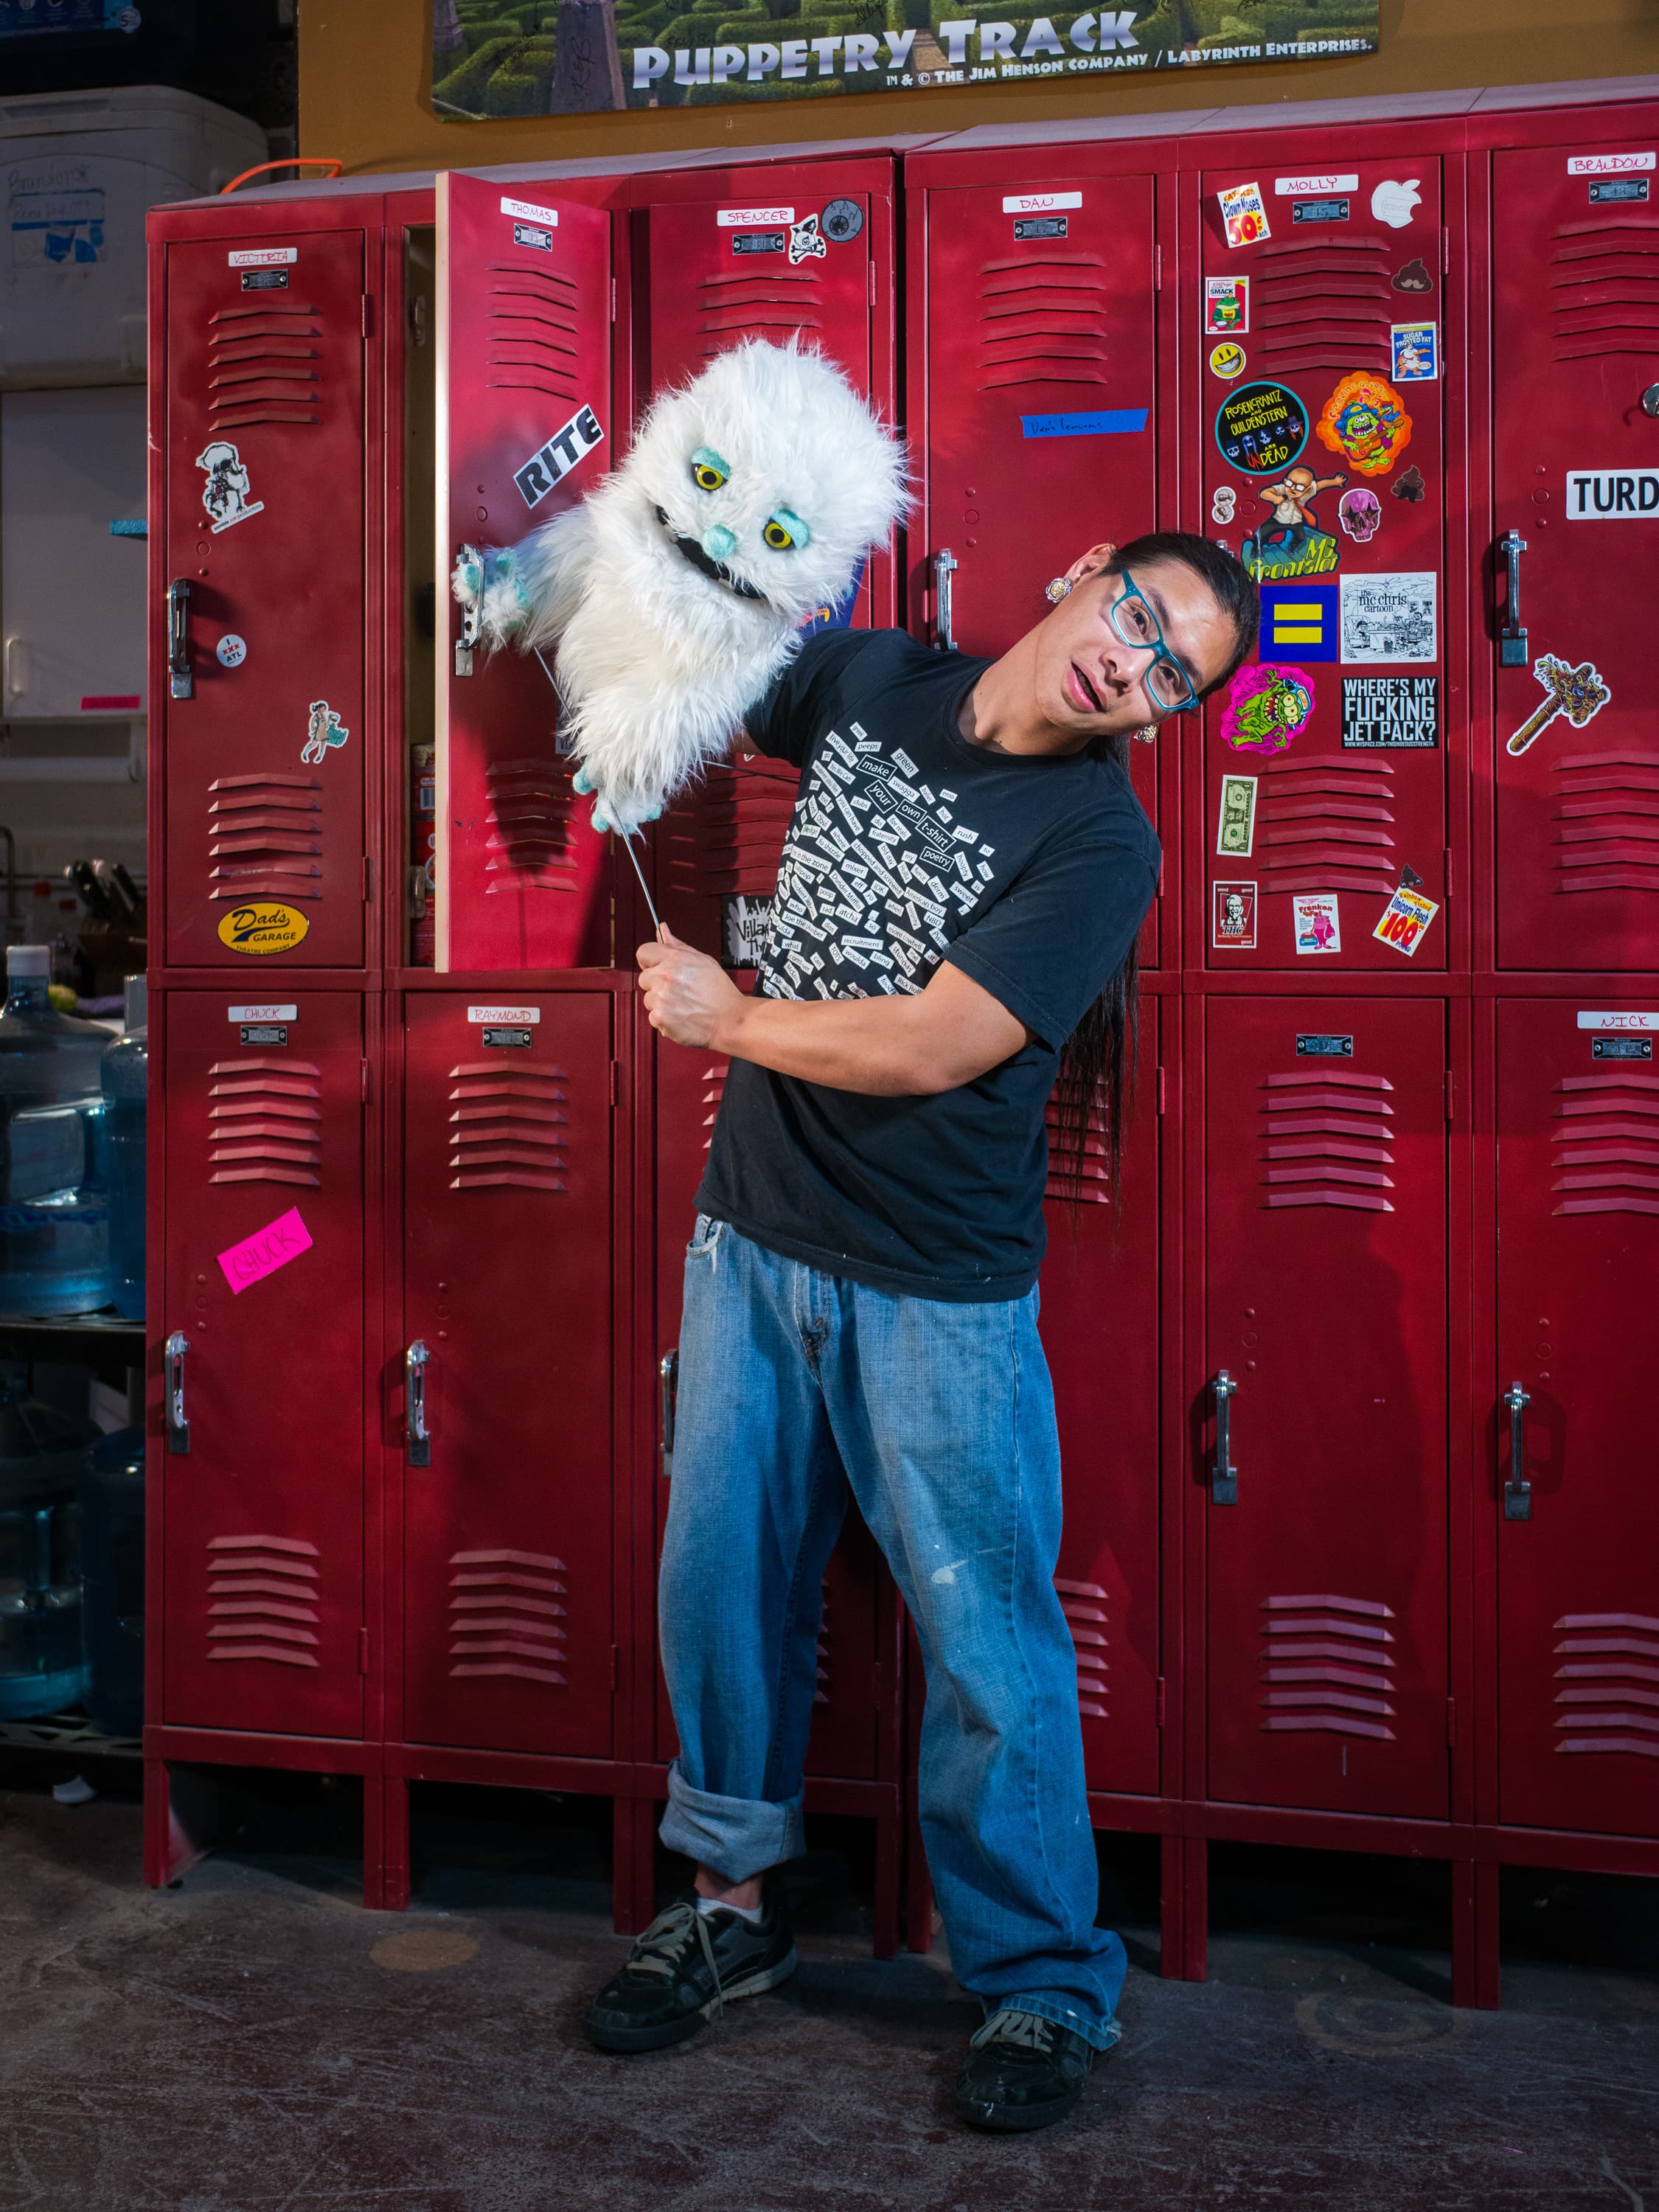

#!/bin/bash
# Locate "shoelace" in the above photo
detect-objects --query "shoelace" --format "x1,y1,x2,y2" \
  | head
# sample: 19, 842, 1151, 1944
624, 1899, 729, 2018
970, 2007, 1055, 2055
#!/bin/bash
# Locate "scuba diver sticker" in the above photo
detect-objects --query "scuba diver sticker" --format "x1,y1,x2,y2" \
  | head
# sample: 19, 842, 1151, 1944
1221, 663, 1317, 755
300, 700, 349, 763
1316, 372, 1413, 477
196, 439, 264, 532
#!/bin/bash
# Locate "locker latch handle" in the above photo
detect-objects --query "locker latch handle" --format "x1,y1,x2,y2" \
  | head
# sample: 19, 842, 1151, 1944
167, 579, 193, 699
1497, 530, 1528, 669
453, 541, 483, 678
932, 548, 957, 654
1502, 1380, 1531, 1521
1211, 1369, 1238, 1506
165, 1332, 190, 1455
658, 1348, 678, 1481
406, 1340, 431, 1466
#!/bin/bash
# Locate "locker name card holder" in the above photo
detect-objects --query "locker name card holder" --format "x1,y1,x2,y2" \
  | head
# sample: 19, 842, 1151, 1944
1296, 1034, 1354, 1057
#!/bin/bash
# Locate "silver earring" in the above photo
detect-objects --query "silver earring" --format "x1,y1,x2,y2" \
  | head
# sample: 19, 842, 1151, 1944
1131, 723, 1158, 744
1044, 574, 1074, 604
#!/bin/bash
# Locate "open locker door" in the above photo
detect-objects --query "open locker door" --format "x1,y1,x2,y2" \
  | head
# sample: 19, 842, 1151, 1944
436, 175, 614, 972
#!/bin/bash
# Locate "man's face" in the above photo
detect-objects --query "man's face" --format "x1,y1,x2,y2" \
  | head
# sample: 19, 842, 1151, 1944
1030, 555, 1238, 740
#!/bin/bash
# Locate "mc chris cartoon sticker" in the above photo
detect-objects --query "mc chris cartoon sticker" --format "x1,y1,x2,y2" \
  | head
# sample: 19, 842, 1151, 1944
215, 902, 311, 956
1316, 372, 1412, 477
1215, 382, 1308, 477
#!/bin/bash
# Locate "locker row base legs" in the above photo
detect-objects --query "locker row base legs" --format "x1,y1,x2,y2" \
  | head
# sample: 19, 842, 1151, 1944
1451, 1857, 1501, 2011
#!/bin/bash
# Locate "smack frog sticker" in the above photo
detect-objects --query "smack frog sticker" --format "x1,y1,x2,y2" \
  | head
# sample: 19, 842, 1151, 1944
1220, 663, 1316, 755
196, 439, 263, 533
1316, 372, 1412, 477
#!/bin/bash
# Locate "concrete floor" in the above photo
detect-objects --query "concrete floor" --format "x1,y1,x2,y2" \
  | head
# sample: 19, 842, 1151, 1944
2, 1770, 1658, 2212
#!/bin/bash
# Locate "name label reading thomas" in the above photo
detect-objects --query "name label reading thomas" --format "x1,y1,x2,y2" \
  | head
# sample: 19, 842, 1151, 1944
501, 195, 560, 226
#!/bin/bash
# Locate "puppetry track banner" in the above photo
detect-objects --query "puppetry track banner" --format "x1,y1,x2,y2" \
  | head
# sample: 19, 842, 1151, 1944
431, 0, 1380, 119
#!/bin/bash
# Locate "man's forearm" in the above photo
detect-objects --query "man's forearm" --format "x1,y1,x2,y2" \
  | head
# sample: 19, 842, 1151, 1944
712, 991, 956, 1096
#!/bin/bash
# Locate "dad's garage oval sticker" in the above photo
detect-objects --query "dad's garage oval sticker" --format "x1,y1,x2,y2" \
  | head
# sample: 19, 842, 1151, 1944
217, 901, 311, 956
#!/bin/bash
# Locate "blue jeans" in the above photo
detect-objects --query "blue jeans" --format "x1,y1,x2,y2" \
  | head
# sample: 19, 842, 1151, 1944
657, 1216, 1127, 2051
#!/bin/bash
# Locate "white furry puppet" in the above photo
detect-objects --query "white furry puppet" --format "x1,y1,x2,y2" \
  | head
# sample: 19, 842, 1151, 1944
453, 338, 907, 835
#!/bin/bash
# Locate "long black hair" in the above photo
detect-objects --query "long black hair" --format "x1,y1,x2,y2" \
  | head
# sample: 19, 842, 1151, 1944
1051, 532, 1258, 1206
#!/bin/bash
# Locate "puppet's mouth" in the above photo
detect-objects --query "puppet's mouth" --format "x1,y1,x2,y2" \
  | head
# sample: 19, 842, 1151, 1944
655, 508, 766, 602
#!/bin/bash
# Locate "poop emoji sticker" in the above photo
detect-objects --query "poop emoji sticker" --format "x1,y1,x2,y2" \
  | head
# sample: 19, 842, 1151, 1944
196, 439, 263, 533
1221, 664, 1316, 755
1391, 257, 1433, 294
1392, 465, 1427, 504
1317, 372, 1412, 477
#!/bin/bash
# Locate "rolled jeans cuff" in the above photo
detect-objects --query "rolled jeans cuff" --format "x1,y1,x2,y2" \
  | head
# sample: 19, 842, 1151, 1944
658, 1759, 806, 1885
998, 1993, 1122, 2054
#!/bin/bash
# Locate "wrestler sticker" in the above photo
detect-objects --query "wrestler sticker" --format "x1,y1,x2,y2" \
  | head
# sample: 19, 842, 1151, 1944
1215, 382, 1308, 476
1260, 582, 1338, 662
1317, 372, 1412, 477
1374, 883, 1439, 956
1391, 321, 1439, 381
1210, 341, 1248, 380
1217, 773, 1257, 858
1212, 880, 1257, 950
1293, 893, 1341, 956
1217, 181, 1270, 248
1340, 572, 1436, 664
1221, 663, 1316, 755
1243, 462, 1346, 580
1205, 274, 1250, 333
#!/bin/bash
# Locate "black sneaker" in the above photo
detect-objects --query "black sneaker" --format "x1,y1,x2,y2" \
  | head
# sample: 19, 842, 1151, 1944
953, 2007, 1100, 2132
584, 1891, 796, 2054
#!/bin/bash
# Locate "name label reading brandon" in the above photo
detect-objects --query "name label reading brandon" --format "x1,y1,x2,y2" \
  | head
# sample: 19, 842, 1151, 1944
512, 403, 605, 509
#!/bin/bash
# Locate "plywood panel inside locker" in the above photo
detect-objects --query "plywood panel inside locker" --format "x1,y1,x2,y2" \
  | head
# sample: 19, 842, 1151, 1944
1200, 157, 1446, 972
1203, 997, 1449, 1820
161, 229, 366, 970
160, 991, 366, 1739
1495, 999, 1659, 1834
1493, 141, 1659, 973
435, 177, 613, 972
401, 992, 616, 1759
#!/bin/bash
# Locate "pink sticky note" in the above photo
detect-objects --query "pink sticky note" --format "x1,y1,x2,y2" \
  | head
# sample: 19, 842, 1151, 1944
217, 1206, 313, 1295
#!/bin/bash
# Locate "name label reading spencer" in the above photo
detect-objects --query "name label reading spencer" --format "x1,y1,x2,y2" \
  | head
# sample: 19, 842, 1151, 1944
229, 247, 296, 268
1014, 216, 1068, 240
481, 1027, 533, 1049
1274, 173, 1358, 195
1566, 470, 1659, 516
468, 1004, 541, 1023
1296, 1034, 1354, 1057
717, 205, 794, 227
1593, 1037, 1652, 1060
1567, 151, 1655, 175
229, 1004, 298, 1021
1021, 408, 1149, 439
1576, 1010, 1659, 1031
512, 403, 605, 509
240, 1025, 288, 1047
1002, 191, 1083, 214
501, 195, 559, 226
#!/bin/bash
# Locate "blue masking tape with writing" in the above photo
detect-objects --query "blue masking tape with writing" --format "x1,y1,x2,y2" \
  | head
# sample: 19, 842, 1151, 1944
1020, 409, 1150, 439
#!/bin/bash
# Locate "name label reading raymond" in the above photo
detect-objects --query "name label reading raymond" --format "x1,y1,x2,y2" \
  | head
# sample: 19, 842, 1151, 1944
513, 404, 605, 509
1566, 469, 1659, 517
468, 1004, 541, 1023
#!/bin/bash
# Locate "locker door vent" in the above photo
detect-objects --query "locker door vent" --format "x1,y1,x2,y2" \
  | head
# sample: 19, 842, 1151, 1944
977, 256, 1108, 392
1045, 1095, 1110, 1206
206, 1534, 321, 1668
1550, 220, 1659, 361
208, 1057, 322, 1186
1554, 750, 1659, 895
207, 304, 327, 431
664, 759, 798, 897
1057, 1577, 1108, 1718
486, 758, 577, 892
448, 1060, 568, 1192
1554, 1611, 1659, 1756
1259, 1592, 1395, 1738
1253, 755, 1396, 897
814, 1576, 834, 1705
698, 268, 824, 352
1261, 1070, 1395, 1211
1250, 238, 1392, 375
1551, 1073, 1659, 1215
208, 773, 324, 903
487, 261, 580, 405
448, 1547, 567, 1686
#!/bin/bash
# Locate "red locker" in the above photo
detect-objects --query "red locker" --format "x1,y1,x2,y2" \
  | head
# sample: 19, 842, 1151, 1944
1494, 999, 1659, 1834
1040, 1006, 1163, 1799
909, 157, 1164, 964
156, 217, 370, 970
400, 991, 617, 1759
1492, 138, 1659, 970
1200, 152, 1447, 971
1203, 997, 1449, 1819
434, 174, 615, 971
159, 990, 366, 1739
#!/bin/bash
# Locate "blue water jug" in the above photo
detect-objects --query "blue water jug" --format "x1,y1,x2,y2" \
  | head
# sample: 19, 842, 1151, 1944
0, 1365, 96, 1719
101, 978, 147, 1321
80, 1425, 145, 1736
0, 944, 111, 1315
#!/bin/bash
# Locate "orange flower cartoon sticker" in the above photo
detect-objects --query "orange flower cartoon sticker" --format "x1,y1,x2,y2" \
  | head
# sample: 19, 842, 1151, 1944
1315, 372, 1412, 478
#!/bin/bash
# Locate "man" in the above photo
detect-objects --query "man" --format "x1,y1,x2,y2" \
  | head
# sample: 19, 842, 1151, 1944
585, 532, 1256, 2132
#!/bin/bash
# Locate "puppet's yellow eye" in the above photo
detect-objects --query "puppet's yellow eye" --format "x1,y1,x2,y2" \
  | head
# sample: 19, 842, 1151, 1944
764, 509, 809, 552
690, 447, 728, 493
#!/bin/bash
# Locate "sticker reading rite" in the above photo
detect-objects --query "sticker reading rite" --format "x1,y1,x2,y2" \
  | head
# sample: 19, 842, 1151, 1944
513, 403, 605, 509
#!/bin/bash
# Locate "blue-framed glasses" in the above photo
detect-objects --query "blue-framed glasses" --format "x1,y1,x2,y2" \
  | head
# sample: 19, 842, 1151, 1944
1107, 568, 1200, 715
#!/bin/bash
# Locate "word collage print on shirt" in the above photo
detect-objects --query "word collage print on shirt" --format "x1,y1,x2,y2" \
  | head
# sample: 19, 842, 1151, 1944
759, 720, 999, 1000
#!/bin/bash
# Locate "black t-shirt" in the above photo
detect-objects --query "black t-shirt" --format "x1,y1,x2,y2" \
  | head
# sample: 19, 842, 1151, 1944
695, 628, 1161, 1303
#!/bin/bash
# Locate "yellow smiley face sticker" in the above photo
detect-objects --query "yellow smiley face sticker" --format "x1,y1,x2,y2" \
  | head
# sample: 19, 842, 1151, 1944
1210, 341, 1248, 380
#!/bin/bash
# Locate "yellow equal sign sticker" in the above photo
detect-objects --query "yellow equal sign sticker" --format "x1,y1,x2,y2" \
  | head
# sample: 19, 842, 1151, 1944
1260, 581, 1338, 661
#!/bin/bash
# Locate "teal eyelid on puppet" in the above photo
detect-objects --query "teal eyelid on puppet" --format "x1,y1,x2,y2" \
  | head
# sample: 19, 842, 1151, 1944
764, 509, 810, 551
690, 446, 731, 487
